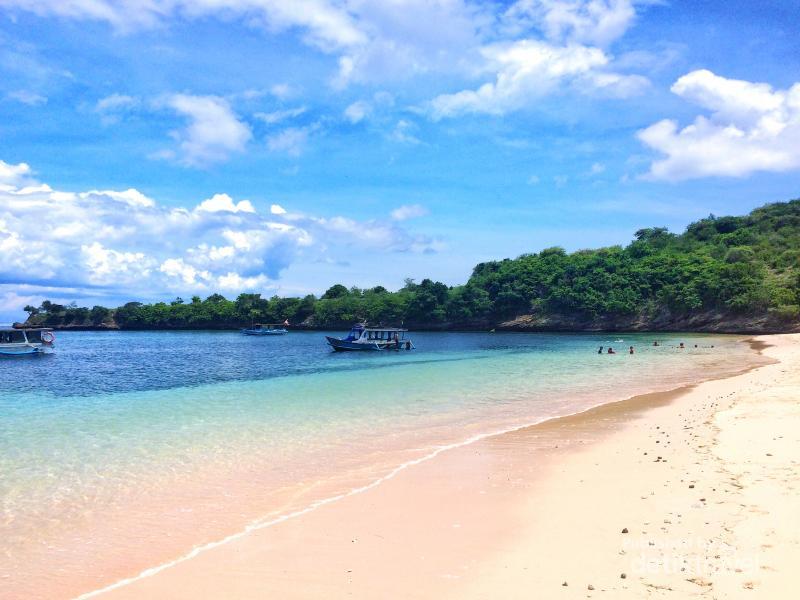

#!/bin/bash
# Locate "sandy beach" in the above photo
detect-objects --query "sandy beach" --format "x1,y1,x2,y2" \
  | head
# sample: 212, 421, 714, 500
81, 334, 799, 599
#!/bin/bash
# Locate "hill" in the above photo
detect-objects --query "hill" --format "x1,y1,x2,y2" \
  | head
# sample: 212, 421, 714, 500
22, 199, 800, 333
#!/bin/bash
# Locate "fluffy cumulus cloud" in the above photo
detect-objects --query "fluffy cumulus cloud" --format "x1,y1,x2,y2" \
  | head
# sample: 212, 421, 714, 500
160, 94, 252, 167
0, 159, 441, 307
638, 70, 800, 180
0, 160, 35, 190
426, 0, 648, 119
429, 39, 647, 119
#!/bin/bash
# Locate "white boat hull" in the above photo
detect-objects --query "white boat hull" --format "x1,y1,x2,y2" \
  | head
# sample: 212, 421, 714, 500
0, 343, 53, 356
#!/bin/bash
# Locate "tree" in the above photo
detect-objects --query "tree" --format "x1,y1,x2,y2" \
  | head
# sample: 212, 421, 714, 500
322, 284, 349, 299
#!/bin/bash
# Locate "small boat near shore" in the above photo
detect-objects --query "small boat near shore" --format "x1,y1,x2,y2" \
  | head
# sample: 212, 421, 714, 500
326, 324, 414, 352
241, 323, 288, 336
0, 327, 55, 356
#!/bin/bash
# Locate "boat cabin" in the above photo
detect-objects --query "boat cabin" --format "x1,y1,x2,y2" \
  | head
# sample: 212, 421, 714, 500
0, 327, 55, 356
327, 323, 414, 351
344, 324, 407, 342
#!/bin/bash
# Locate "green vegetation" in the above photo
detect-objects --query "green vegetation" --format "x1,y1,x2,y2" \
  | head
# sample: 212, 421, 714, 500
23, 200, 800, 332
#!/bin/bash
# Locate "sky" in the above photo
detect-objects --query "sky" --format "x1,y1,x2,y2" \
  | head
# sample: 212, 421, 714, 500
1, 0, 799, 322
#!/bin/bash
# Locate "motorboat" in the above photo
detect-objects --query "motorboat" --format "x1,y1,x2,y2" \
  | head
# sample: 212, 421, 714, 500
0, 327, 55, 356
326, 324, 414, 352
241, 323, 288, 336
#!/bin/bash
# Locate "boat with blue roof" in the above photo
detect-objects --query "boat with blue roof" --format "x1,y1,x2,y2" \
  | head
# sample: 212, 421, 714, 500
326, 324, 415, 352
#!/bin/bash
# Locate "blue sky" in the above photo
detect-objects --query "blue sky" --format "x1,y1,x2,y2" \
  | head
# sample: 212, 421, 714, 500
1, 0, 799, 321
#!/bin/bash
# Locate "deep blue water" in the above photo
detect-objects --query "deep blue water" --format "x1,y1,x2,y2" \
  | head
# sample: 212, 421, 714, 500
2, 329, 734, 397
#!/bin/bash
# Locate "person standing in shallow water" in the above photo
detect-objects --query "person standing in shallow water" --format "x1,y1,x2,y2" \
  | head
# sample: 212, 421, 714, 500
607, 347, 615, 354
629, 346, 635, 354
598, 346, 604, 354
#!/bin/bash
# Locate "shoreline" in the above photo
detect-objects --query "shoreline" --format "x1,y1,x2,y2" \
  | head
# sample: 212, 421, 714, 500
71, 334, 788, 599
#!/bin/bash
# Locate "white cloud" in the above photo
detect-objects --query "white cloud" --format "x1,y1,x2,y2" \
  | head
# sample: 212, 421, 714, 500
0, 160, 34, 190
3, 0, 491, 89
588, 162, 606, 175
254, 106, 307, 124
428, 39, 647, 119
330, 0, 489, 88
217, 271, 270, 290
82, 242, 152, 284
2, 0, 651, 107
95, 93, 140, 124
390, 204, 428, 221
527, 174, 541, 184
0, 159, 441, 300
638, 70, 800, 181
2, 1, 366, 49
159, 94, 252, 167
269, 83, 297, 100
267, 124, 318, 156
7, 89, 47, 105
96, 93, 139, 112
159, 258, 211, 286
196, 193, 256, 213
503, 0, 638, 47
82, 188, 156, 208
389, 119, 420, 144
0, 291, 41, 317
344, 100, 371, 123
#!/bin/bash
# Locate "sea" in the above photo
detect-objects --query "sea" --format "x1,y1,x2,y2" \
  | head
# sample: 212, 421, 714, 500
0, 330, 765, 598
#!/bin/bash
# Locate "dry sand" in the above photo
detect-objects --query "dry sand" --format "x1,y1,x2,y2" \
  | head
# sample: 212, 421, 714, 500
86, 334, 800, 599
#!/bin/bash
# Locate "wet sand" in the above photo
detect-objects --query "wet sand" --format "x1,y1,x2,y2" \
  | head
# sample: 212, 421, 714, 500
83, 334, 800, 599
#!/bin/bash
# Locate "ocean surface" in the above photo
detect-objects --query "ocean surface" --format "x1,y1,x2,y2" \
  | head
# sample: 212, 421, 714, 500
0, 330, 764, 598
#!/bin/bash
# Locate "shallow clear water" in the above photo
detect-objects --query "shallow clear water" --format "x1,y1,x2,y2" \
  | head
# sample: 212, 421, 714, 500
0, 330, 762, 598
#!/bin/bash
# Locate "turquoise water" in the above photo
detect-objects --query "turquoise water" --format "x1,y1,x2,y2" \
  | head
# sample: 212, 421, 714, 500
0, 330, 761, 597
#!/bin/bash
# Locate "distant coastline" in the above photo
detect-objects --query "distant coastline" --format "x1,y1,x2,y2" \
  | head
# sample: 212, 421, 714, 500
19, 312, 798, 335
19, 199, 800, 335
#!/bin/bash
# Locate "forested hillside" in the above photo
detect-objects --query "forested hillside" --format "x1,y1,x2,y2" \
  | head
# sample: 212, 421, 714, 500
23, 199, 800, 333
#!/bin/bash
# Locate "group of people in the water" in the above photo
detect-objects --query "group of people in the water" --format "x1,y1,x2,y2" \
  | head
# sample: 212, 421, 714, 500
598, 340, 715, 355
598, 345, 635, 354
